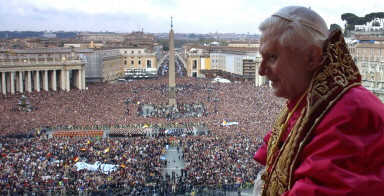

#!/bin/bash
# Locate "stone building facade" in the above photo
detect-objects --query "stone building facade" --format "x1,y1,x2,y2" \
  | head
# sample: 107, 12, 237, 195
0, 53, 85, 95
183, 46, 267, 84
119, 48, 157, 70
348, 39, 384, 102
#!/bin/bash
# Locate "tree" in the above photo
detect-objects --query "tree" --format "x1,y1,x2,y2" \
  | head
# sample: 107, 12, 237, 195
341, 13, 368, 31
341, 13, 357, 23
342, 12, 384, 32
341, 13, 357, 32
330, 24, 342, 32
355, 17, 368, 25
365, 12, 384, 22
365, 12, 384, 28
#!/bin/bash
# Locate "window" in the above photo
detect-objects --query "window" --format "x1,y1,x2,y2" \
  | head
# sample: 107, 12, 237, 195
124, 60, 127, 65
131, 60, 134, 65
192, 60, 197, 69
138, 60, 141, 65
131, 51, 134, 53
147, 60, 152, 68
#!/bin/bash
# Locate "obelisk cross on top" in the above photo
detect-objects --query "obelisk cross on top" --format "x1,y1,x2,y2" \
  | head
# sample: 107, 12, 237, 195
168, 16, 177, 106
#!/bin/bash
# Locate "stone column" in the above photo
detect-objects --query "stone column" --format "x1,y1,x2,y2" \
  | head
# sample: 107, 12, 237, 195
77, 69, 82, 90
25, 71, 32, 92
1, 72, 5, 95
65, 70, 70, 91
10, 72, 15, 94
82, 65, 86, 90
50, 70, 57, 91
168, 28, 177, 106
34, 71, 40, 92
60, 70, 65, 91
61, 70, 70, 91
43, 70, 49, 91
18, 71, 24, 93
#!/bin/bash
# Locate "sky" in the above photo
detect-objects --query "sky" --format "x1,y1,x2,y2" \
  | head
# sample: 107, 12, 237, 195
0, 0, 382, 34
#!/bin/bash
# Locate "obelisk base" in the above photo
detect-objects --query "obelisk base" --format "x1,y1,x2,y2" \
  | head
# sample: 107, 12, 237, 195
169, 98, 177, 106
168, 87, 177, 106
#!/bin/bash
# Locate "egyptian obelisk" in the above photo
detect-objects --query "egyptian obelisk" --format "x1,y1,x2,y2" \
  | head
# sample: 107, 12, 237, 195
168, 16, 177, 106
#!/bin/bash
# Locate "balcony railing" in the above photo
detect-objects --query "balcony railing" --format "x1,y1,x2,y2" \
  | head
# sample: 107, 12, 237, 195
0, 54, 84, 66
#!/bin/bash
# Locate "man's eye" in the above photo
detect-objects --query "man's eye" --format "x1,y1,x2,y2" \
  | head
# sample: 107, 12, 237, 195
269, 55, 277, 61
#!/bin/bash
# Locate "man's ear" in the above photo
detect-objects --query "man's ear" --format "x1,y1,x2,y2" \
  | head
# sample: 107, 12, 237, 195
306, 45, 322, 71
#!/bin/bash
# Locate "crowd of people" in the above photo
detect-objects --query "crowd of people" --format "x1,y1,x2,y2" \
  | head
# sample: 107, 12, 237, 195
0, 136, 167, 195
107, 127, 198, 138
0, 77, 283, 137
138, 102, 207, 120
0, 77, 284, 194
182, 133, 263, 187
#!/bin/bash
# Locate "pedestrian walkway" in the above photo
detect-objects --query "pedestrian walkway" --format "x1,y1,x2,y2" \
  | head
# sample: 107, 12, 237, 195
162, 145, 185, 177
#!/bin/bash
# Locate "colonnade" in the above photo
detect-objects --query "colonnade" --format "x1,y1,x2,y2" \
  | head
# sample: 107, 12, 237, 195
0, 69, 85, 95
0, 56, 86, 95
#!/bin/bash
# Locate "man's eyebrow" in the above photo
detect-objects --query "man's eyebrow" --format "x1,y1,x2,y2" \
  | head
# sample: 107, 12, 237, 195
259, 44, 272, 53
259, 49, 273, 55
259, 47, 267, 54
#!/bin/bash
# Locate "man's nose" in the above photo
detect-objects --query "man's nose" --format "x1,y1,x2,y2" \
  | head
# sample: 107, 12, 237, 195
258, 60, 268, 76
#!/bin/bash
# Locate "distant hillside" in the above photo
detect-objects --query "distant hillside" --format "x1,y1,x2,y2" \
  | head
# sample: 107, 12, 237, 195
0, 31, 78, 39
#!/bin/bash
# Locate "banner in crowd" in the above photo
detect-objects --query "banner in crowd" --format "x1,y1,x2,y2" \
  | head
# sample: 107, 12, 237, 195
221, 120, 239, 126
75, 161, 118, 174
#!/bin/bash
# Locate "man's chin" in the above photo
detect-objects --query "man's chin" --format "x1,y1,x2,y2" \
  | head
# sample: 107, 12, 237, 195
272, 89, 285, 98
272, 89, 280, 97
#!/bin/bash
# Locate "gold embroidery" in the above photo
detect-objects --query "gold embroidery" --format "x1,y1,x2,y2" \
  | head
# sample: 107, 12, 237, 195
266, 89, 308, 167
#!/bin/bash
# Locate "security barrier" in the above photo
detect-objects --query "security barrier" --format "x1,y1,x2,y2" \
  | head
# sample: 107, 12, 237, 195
0, 183, 250, 196
52, 130, 104, 138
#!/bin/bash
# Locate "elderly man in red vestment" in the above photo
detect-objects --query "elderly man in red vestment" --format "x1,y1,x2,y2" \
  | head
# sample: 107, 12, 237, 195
253, 6, 384, 196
